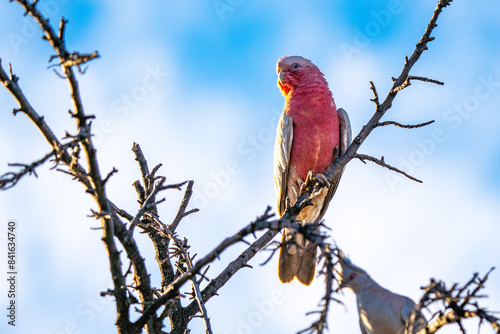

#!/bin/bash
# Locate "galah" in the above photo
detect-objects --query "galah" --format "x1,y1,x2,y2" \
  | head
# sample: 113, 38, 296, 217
338, 252, 428, 334
274, 55, 351, 285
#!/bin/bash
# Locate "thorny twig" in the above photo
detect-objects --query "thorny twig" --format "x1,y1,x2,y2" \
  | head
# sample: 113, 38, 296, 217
169, 180, 198, 234
1, 150, 54, 190
392, 75, 444, 93
355, 154, 423, 183
376, 120, 435, 129
298, 244, 341, 334
128, 176, 171, 235
408, 268, 500, 334
323, 0, 453, 187
4, 0, 131, 329
48, 50, 100, 74
145, 215, 213, 334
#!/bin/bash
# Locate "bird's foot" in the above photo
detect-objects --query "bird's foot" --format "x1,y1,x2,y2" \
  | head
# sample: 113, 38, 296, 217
314, 173, 330, 188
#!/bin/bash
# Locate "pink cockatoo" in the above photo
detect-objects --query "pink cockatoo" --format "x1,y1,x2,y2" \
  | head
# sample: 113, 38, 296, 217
338, 252, 427, 334
274, 55, 351, 285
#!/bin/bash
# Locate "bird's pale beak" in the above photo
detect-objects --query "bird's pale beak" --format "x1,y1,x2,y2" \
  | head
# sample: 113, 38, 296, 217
278, 70, 285, 86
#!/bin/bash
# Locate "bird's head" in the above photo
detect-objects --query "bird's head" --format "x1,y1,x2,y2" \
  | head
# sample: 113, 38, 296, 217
337, 250, 368, 291
276, 55, 324, 97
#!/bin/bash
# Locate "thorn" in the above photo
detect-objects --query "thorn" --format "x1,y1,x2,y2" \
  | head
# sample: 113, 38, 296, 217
86, 188, 96, 194
12, 108, 23, 115
59, 17, 68, 39
52, 68, 67, 79
8, 63, 19, 83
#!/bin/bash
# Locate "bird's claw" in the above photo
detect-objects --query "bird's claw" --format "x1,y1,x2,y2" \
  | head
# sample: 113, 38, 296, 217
314, 173, 330, 187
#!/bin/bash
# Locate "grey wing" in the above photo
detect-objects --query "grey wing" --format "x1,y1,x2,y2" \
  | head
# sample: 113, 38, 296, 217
316, 107, 352, 222
338, 108, 352, 156
274, 112, 294, 217
401, 297, 427, 333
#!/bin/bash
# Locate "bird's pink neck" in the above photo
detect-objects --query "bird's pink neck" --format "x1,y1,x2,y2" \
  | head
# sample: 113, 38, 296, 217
285, 81, 335, 117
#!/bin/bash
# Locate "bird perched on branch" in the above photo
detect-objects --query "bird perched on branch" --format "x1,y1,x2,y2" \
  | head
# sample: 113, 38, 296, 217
274, 55, 351, 285
337, 252, 427, 334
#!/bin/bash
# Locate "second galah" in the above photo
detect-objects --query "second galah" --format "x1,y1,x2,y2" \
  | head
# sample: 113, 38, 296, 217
338, 252, 427, 334
274, 55, 351, 285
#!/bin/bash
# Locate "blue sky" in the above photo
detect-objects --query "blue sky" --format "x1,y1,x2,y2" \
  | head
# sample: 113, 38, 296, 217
1, 1, 500, 333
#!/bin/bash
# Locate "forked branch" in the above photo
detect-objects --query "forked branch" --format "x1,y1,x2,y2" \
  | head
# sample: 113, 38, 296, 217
408, 268, 500, 334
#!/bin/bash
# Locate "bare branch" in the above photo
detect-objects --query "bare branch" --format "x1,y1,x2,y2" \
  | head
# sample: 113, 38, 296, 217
110, 201, 134, 221
323, 0, 453, 187
298, 244, 342, 334
150, 216, 213, 334
110, 209, 158, 332
409, 267, 500, 334
355, 154, 423, 183
128, 176, 167, 235
185, 228, 279, 319
103, 167, 118, 184
135, 207, 286, 329
0, 59, 92, 190
375, 120, 435, 129
392, 75, 444, 93
48, 51, 100, 74
369, 81, 380, 108
58, 17, 68, 40
7, 1, 129, 330
132, 142, 153, 191
1, 150, 53, 190
0, 136, 86, 190
168, 180, 197, 234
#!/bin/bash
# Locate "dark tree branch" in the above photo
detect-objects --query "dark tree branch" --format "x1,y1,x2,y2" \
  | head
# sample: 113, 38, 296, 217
103, 167, 118, 184
48, 51, 100, 73
109, 208, 159, 334
1, 150, 53, 190
135, 207, 287, 329
392, 75, 444, 93
298, 244, 341, 334
375, 120, 435, 129
132, 142, 154, 191
7, 1, 131, 331
323, 0, 453, 188
0, 60, 92, 190
147, 215, 213, 334
128, 176, 167, 235
138, 198, 336, 332
369, 81, 380, 109
184, 228, 279, 318
0, 137, 87, 190
128, 143, 192, 333
409, 268, 500, 334
168, 180, 198, 234
355, 154, 423, 183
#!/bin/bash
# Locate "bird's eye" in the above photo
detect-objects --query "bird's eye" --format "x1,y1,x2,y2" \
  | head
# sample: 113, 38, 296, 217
292, 63, 300, 70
